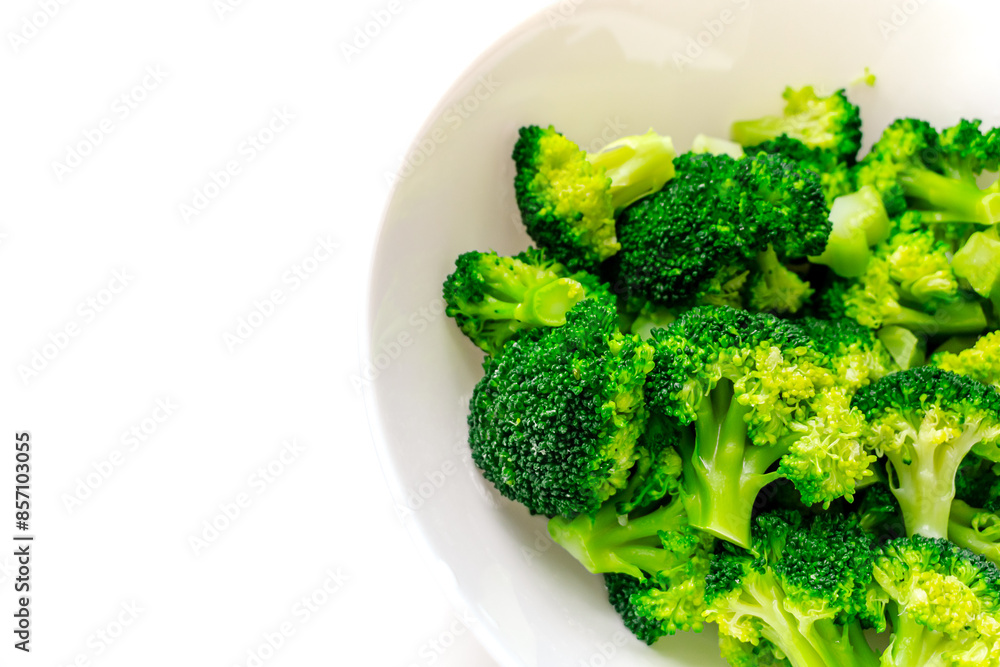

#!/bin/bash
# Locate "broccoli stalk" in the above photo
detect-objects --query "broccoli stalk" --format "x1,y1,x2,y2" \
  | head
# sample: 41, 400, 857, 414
853, 366, 1000, 539
952, 227, 1000, 299
549, 495, 688, 579
810, 186, 892, 278
948, 499, 1000, 565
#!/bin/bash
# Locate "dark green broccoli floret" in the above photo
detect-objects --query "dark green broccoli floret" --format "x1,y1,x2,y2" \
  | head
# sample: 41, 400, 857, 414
616, 152, 830, 309
467, 299, 653, 517
731, 86, 863, 161
873, 535, 1000, 667
644, 307, 874, 548
442, 248, 612, 355
705, 512, 885, 667
513, 125, 675, 271
853, 366, 1000, 539
856, 118, 1000, 225
746, 134, 855, 207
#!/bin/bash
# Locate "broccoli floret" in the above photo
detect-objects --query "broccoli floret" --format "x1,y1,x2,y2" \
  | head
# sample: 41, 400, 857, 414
467, 300, 654, 517
731, 86, 863, 161
796, 316, 893, 390
616, 152, 830, 309
644, 307, 874, 547
809, 186, 892, 278
513, 125, 676, 271
933, 330, 1000, 389
873, 535, 1000, 667
819, 257, 987, 336
705, 512, 885, 667
853, 366, 1000, 539
746, 134, 855, 207
856, 118, 1000, 226
883, 229, 960, 306
442, 248, 612, 355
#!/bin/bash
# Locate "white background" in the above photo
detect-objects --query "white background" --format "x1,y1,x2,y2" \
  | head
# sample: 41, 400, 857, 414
1, 0, 552, 665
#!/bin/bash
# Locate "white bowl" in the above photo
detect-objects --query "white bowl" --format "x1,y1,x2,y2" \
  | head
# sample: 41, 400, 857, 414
363, 1, 1000, 665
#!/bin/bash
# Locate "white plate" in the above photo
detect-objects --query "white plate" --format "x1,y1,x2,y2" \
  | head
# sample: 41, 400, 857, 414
363, 1, 1000, 665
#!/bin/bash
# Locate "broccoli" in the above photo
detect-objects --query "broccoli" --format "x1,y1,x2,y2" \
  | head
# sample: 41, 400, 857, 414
933, 330, 1000, 389
853, 481, 904, 537
809, 186, 892, 278
467, 299, 654, 517
795, 316, 893, 391
731, 86, 863, 161
853, 366, 1000, 539
876, 326, 926, 371
856, 118, 1000, 225
615, 152, 830, 309
949, 499, 1000, 566
873, 535, 1000, 667
705, 511, 885, 667
747, 247, 813, 315
745, 134, 855, 207
512, 125, 676, 271
644, 307, 874, 547
819, 257, 987, 336
952, 227, 1000, 299
718, 635, 791, 667
442, 248, 612, 355
549, 421, 713, 641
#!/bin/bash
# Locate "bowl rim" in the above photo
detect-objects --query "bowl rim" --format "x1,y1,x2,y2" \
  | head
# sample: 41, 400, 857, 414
360, 4, 561, 665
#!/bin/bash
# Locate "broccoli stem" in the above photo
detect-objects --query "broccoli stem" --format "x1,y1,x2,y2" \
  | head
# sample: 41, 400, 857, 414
883, 613, 949, 667
680, 380, 781, 548
898, 169, 1000, 225
586, 130, 676, 211
730, 573, 879, 667
547, 495, 687, 579
885, 424, 984, 539
883, 299, 986, 336
948, 500, 1000, 564
466, 276, 586, 327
